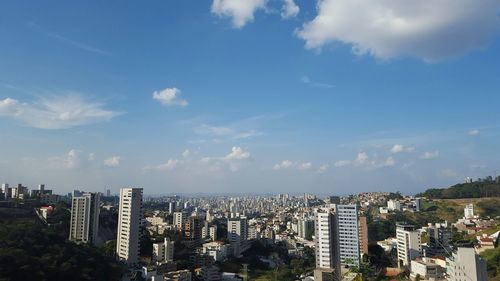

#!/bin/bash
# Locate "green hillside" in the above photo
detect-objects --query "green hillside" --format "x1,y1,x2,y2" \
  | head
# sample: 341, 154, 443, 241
418, 177, 500, 199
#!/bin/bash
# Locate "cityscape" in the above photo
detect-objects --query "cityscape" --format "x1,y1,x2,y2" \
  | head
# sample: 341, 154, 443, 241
1, 1, 500, 281
1, 179, 499, 280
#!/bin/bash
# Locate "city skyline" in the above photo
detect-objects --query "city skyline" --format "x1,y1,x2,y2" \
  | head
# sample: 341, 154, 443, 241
1, 1, 500, 195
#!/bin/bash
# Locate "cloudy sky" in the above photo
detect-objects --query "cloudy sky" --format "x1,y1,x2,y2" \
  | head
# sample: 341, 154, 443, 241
1, 0, 500, 195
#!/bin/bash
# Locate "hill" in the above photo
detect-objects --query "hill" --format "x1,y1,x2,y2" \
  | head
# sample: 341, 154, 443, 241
417, 178, 500, 199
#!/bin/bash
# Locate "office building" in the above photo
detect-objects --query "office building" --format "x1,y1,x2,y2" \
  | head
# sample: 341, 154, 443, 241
396, 223, 421, 267
69, 192, 100, 244
116, 187, 143, 265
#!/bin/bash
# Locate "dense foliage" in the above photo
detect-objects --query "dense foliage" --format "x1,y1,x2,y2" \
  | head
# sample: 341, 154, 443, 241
418, 179, 500, 199
481, 247, 500, 281
0, 216, 125, 281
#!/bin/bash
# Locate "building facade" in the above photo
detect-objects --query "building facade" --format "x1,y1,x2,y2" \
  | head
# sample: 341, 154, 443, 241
396, 223, 421, 267
69, 192, 100, 244
116, 187, 143, 265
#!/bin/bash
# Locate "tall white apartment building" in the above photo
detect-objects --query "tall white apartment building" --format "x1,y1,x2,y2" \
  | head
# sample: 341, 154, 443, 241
337, 204, 360, 267
152, 237, 174, 264
446, 247, 488, 281
69, 192, 100, 244
174, 211, 186, 230
464, 204, 474, 219
209, 225, 218, 241
116, 187, 143, 265
227, 217, 248, 256
396, 223, 421, 267
315, 208, 341, 281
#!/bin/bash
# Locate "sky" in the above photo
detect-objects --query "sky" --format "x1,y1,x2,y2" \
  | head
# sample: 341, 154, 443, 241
0, 0, 500, 195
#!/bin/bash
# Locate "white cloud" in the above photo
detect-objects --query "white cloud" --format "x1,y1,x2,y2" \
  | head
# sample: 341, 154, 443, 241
298, 162, 312, 170
273, 160, 293, 170
334, 152, 394, 168
468, 129, 480, 136
201, 147, 251, 172
224, 146, 251, 161
194, 124, 263, 141
49, 149, 81, 169
0, 95, 120, 129
88, 153, 95, 161
104, 156, 121, 167
155, 158, 179, 171
300, 75, 334, 88
382, 156, 395, 167
334, 159, 351, 167
296, 0, 500, 61
194, 124, 234, 136
390, 144, 415, 153
273, 160, 316, 171
281, 0, 299, 19
211, 0, 267, 28
182, 149, 192, 158
419, 150, 439, 159
152, 87, 188, 107
317, 164, 329, 173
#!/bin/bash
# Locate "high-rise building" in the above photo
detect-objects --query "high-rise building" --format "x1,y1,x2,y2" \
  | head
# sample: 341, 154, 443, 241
174, 211, 186, 230
185, 216, 202, 241
426, 221, 452, 257
358, 216, 369, 257
152, 237, 174, 264
446, 247, 488, 281
227, 217, 248, 256
315, 208, 341, 281
464, 204, 474, 219
396, 223, 421, 267
337, 204, 360, 267
209, 225, 218, 241
116, 187, 143, 265
168, 202, 175, 214
69, 192, 100, 244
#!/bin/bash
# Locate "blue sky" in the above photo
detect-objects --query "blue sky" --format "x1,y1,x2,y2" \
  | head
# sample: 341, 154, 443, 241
1, 0, 499, 195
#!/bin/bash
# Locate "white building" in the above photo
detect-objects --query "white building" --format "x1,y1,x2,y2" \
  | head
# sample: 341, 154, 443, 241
387, 200, 401, 211
116, 187, 143, 265
410, 257, 445, 280
152, 237, 174, 264
337, 204, 360, 267
396, 223, 421, 267
202, 241, 230, 262
446, 247, 488, 281
174, 211, 186, 230
69, 192, 100, 244
315, 208, 341, 281
227, 217, 248, 256
464, 204, 474, 219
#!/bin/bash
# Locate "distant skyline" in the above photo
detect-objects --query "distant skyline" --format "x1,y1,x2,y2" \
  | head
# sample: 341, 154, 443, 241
1, 1, 500, 195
